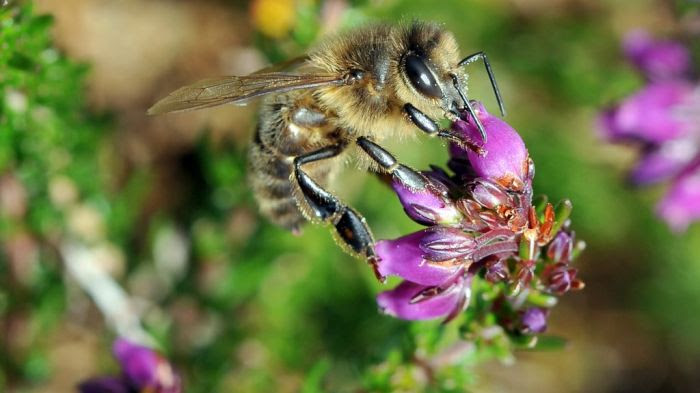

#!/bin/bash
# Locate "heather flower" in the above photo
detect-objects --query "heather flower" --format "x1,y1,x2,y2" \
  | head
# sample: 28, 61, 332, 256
377, 270, 473, 321
623, 30, 691, 80
657, 161, 700, 232
450, 102, 530, 191
542, 227, 584, 294
599, 30, 700, 231
598, 81, 694, 145
78, 338, 181, 393
375, 103, 583, 328
519, 308, 548, 334
391, 172, 462, 226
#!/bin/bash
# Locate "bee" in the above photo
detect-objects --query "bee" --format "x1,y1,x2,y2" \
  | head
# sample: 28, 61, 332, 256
148, 21, 504, 280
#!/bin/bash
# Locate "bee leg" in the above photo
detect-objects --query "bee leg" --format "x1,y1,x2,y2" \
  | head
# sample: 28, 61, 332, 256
293, 145, 383, 281
403, 103, 486, 155
356, 137, 429, 191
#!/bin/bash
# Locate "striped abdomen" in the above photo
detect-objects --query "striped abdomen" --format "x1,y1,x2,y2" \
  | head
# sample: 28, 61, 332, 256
248, 92, 341, 232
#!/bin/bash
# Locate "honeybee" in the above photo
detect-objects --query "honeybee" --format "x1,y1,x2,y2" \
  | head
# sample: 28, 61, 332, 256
149, 21, 504, 280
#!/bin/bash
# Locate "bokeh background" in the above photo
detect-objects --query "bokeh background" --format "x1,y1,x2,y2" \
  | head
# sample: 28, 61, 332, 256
2, 0, 700, 392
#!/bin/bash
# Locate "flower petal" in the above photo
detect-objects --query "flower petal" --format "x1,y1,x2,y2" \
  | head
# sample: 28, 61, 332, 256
452, 102, 529, 191
599, 81, 694, 144
113, 338, 181, 393
623, 30, 691, 80
657, 162, 700, 232
113, 338, 160, 389
376, 230, 463, 286
376, 280, 466, 320
629, 139, 698, 184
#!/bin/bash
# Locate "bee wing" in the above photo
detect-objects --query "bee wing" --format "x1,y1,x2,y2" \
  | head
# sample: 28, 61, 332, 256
147, 72, 344, 115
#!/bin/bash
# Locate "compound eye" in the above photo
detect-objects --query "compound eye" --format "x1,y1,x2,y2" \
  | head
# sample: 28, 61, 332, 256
404, 54, 442, 99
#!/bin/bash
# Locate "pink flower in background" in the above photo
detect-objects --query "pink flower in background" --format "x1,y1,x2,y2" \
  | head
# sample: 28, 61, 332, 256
78, 338, 181, 393
598, 30, 700, 231
623, 30, 691, 81
657, 161, 700, 232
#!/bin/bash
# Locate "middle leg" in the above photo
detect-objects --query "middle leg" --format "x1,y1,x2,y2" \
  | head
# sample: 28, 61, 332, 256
292, 144, 384, 281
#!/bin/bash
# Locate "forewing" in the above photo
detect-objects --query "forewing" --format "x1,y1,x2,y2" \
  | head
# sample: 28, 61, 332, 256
147, 72, 343, 115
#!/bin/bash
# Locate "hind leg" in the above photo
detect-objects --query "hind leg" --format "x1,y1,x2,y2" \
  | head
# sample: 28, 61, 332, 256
294, 140, 433, 282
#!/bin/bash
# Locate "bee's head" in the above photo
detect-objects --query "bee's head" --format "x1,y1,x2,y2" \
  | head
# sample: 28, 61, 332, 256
395, 22, 468, 120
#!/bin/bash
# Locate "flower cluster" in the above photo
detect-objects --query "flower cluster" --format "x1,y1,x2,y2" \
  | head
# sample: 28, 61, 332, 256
374, 102, 584, 338
598, 31, 700, 232
79, 338, 181, 393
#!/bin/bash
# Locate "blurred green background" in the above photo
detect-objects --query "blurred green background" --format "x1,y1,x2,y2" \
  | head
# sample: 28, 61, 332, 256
1, 0, 700, 392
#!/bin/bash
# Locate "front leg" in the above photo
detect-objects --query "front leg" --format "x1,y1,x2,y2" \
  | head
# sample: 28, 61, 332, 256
293, 145, 383, 281
404, 103, 486, 155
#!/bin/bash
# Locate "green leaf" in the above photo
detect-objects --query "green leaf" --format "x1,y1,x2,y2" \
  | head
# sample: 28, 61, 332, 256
551, 199, 573, 235
301, 358, 331, 393
526, 291, 558, 308
526, 335, 568, 351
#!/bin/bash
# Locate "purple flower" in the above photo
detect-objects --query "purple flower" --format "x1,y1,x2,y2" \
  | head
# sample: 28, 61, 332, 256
547, 230, 573, 263
542, 262, 582, 295
375, 227, 517, 321
599, 30, 700, 231
657, 162, 700, 232
376, 272, 472, 321
484, 256, 509, 283
519, 308, 548, 334
375, 229, 465, 287
623, 30, 691, 80
451, 102, 530, 191
629, 139, 700, 185
374, 101, 581, 324
79, 338, 181, 393
598, 81, 694, 144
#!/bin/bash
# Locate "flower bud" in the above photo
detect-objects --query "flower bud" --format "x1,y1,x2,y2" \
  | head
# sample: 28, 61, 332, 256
391, 173, 462, 226
375, 230, 465, 286
451, 102, 529, 191
484, 257, 509, 283
418, 227, 477, 262
471, 179, 510, 209
547, 231, 573, 263
543, 263, 579, 294
519, 307, 548, 334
